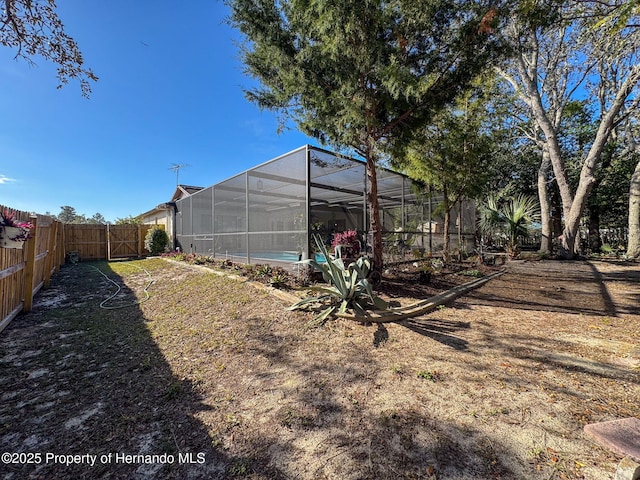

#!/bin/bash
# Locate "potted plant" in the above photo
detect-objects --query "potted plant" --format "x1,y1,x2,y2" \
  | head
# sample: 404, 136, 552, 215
0, 211, 33, 249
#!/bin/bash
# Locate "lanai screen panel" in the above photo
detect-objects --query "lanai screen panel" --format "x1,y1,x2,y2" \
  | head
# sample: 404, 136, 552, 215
213, 173, 247, 261
181, 196, 192, 236
175, 196, 192, 252
247, 148, 308, 262
377, 167, 405, 234
192, 187, 213, 254
309, 149, 365, 239
192, 187, 213, 234
403, 178, 423, 229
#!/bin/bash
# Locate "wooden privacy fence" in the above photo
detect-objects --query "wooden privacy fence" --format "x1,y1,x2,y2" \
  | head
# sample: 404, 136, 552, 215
1, 206, 64, 333
1, 204, 165, 333
64, 224, 163, 260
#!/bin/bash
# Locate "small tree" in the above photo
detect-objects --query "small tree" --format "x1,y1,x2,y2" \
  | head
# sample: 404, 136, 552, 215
144, 227, 168, 256
87, 213, 107, 225
56, 205, 82, 223
393, 79, 495, 262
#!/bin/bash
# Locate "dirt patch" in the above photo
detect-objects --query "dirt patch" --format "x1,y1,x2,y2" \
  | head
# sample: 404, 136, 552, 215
0, 258, 639, 479
376, 261, 502, 307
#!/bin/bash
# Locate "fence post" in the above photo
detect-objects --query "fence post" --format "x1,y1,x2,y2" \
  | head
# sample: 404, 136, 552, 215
107, 223, 111, 261
55, 221, 64, 273
44, 220, 57, 288
23, 215, 38, 313
138, 224, 143, 257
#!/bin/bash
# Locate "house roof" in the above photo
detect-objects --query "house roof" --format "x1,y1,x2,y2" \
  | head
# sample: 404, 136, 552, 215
138, 202, 173, 219
170, 184, 204, 202
138, 184, 205, 219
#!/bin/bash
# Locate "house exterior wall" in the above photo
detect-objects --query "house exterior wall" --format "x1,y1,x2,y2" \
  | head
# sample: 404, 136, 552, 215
140, 209, 174, 247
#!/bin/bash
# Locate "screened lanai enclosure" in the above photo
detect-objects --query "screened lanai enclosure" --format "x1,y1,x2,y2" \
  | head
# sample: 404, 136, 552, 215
174, 145, 475, 268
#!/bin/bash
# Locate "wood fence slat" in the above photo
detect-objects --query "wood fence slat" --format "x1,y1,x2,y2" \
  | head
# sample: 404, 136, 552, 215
44, 221, 57, 288
0, 205, 28, 331
106, 223, 111, 261
138, 224, 143, 257
23, 216, 38, 313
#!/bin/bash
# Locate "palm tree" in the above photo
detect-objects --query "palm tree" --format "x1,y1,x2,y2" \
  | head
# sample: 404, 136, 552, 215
479, 194, 540, 258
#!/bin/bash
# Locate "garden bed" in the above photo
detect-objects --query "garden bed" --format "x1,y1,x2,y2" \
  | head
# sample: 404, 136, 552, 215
159, 251, 503, 308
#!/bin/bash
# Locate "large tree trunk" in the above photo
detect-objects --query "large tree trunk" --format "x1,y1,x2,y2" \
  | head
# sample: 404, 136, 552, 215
551, 188, 563, 246
443, 209, 451, 263
509, 48, 640, 259
538, 147, 552, 254
627, 159, 640, 258
522, 69, 577, 257
558, 134, 611, 258
557, 65, 640, 258
523, 74, 574, 217
365, 152, 383, 274
587, 141, 619, 254
457, 199, 462, 261
528, 94, 580, 258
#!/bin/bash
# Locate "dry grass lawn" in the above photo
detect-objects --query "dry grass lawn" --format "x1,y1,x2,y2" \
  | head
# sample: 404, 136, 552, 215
0, 257, 638, 479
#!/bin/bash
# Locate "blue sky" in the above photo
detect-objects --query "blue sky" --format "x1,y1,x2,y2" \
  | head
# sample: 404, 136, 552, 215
0, 0, 315, 221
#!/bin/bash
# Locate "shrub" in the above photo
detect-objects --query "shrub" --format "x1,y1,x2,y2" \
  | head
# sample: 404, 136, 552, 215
269, 272, 288, 288
144, 227, 169, 255
601, 243, 613, 254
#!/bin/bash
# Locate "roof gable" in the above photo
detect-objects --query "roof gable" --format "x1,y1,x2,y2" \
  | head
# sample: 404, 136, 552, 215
170, 184, 204, 202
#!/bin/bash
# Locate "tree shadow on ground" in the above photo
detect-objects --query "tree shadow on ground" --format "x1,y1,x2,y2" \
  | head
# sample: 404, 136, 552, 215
585, 261, 640, 315
0, 261, 288, 479
6, 258, 633, 479
235, 317, 527, 479
457, 260, 633, 316
396, 318, 470, 350
584, 261, 618, 316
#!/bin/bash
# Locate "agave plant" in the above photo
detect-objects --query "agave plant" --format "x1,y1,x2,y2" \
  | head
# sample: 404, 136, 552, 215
288, 235, 388, 325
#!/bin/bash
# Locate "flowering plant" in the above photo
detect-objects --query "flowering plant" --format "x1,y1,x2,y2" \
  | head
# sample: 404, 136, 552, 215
0, 210, 33, 242
331, 230, 361, 257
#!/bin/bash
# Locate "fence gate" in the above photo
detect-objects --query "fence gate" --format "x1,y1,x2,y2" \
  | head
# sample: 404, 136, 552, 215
64, 224, 162, 260
108, 225, 143, 259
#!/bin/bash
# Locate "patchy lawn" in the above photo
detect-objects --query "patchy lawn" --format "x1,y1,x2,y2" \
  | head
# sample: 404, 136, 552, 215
0, 257, 639, 479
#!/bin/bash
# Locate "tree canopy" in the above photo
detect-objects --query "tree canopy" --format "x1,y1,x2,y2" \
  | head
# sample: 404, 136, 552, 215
0, 0, 97, 96
228, 0, 506, 271
392, 78, 496, 260
497, 0, 640, 258
54, 206, 107, 224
